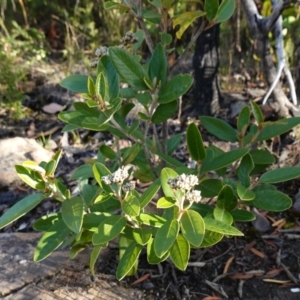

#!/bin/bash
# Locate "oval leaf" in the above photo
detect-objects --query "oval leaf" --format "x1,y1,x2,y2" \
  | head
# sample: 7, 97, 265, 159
152, 101, 178, 124
92, 215, 126, 245
60, 74, 89, 93
201, 148, 249, 173
259, 167, 300, 183
213, 207, 233, 225
116, 241, 142, 280
187, 122, 206, 161
109, 47, 149, 91
204, 217, 243, 236
200, 116, 238, 142
61, 196, 84, 234
181, 210, 205, 247
215, 0, 235, 23
230, 210, 256, 222
170, 235, 190, 271
154, 219, 179, 257
158, 74, 193, 103
248, 189, 292, 212
34, 219, 71, 262
0, 193, 45, 229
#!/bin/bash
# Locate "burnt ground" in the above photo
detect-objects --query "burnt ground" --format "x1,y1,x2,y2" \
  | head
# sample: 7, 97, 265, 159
1, 62, 300, 300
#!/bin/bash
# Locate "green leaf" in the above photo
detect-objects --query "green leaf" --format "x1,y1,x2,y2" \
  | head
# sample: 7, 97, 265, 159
167, 133, 182, 155
154, 219, 179, 257
230, 210, 256, 222
250, 101, 264, 124
70, 164, 93, 180
60, 74, 89, 93
236, 153, 254, 187
158, 74, 193, 103
152, 101, 178, 124
122, 143, 142, 165
170, 235, 190, 271
116, 241, 142, 280
204, 217, 243, 236
259, 167, 300, 183
82, 212, 110, 232
89, 244, 103, 277
201, 230, 223, 247
92, 215, 126, 245
187, 122, 206, 161
205, 0, 219, 21
214, 0, 235, 23
157, 197, 176, 208
147, 237, 169, 264
34, 219, 71, 262
197, 179, 223, 197
162, 0, 175, 9
200, 116, 238, 142
237, 183, 255, 201
0, 193, 45, 229
249, 149, 275, 165
132, 227, 152, 245
161, 168, 179, 198
109, 47, 149, 90
248, 188, 292, 211
213, 207, 233, 225
173, 10, 206, 39
139, 179, 161, 208
61, 196, 84, 234
92, 162, 116, 194
256, 117, 300, 141
104, 1, 130, 11
15, 165, 45, 190
88, 76, 95, 96
100, 144, 116, 160
149, 43, 167, 85
160, 32, 172, 45
181, 210, 205, 247
33, 213, 60, 232
98, 55, 119, 100
136, 213, 166, 227
142, 9, 161, 24
217, 185, 234, 210
191, 203, 214, 218
122, 193, 140, 217
201, 148, 249, 173
237, 105, 251, 134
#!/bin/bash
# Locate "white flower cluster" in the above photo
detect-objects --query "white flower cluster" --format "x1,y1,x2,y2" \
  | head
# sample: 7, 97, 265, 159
95, 46, 108, 57
122, 182, 135, 192
121, 32, 138, 46
168, 174, 201, 203
186, 190, 202, 203
167, 174, 198, 190
102, 167, 129, 185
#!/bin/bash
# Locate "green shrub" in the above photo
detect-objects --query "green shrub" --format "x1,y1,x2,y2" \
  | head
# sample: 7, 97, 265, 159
0, 0, 299, 280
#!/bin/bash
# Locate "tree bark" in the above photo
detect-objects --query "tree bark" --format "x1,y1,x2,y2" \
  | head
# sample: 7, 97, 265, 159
192, 22, 222, 116
241, 0, 299, 117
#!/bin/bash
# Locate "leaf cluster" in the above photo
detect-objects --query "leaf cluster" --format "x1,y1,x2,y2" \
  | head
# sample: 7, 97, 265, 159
0, 0, 299, 280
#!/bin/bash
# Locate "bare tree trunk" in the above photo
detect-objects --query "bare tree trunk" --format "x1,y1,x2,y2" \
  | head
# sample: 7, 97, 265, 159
192, 21, 223, 116
241, 0, 298, 117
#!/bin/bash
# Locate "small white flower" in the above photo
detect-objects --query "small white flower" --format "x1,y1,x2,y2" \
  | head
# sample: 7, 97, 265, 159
122, 182, 135, 192
95, 46, 108, 57
90, 60, 99, 68
102, 175, 112, 185
110, 167, 129, 183
186, 190, 202, 203
168, 174, 198, 190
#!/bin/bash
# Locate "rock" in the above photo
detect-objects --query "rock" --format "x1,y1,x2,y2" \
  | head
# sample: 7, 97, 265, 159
0, 137, 53, 187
